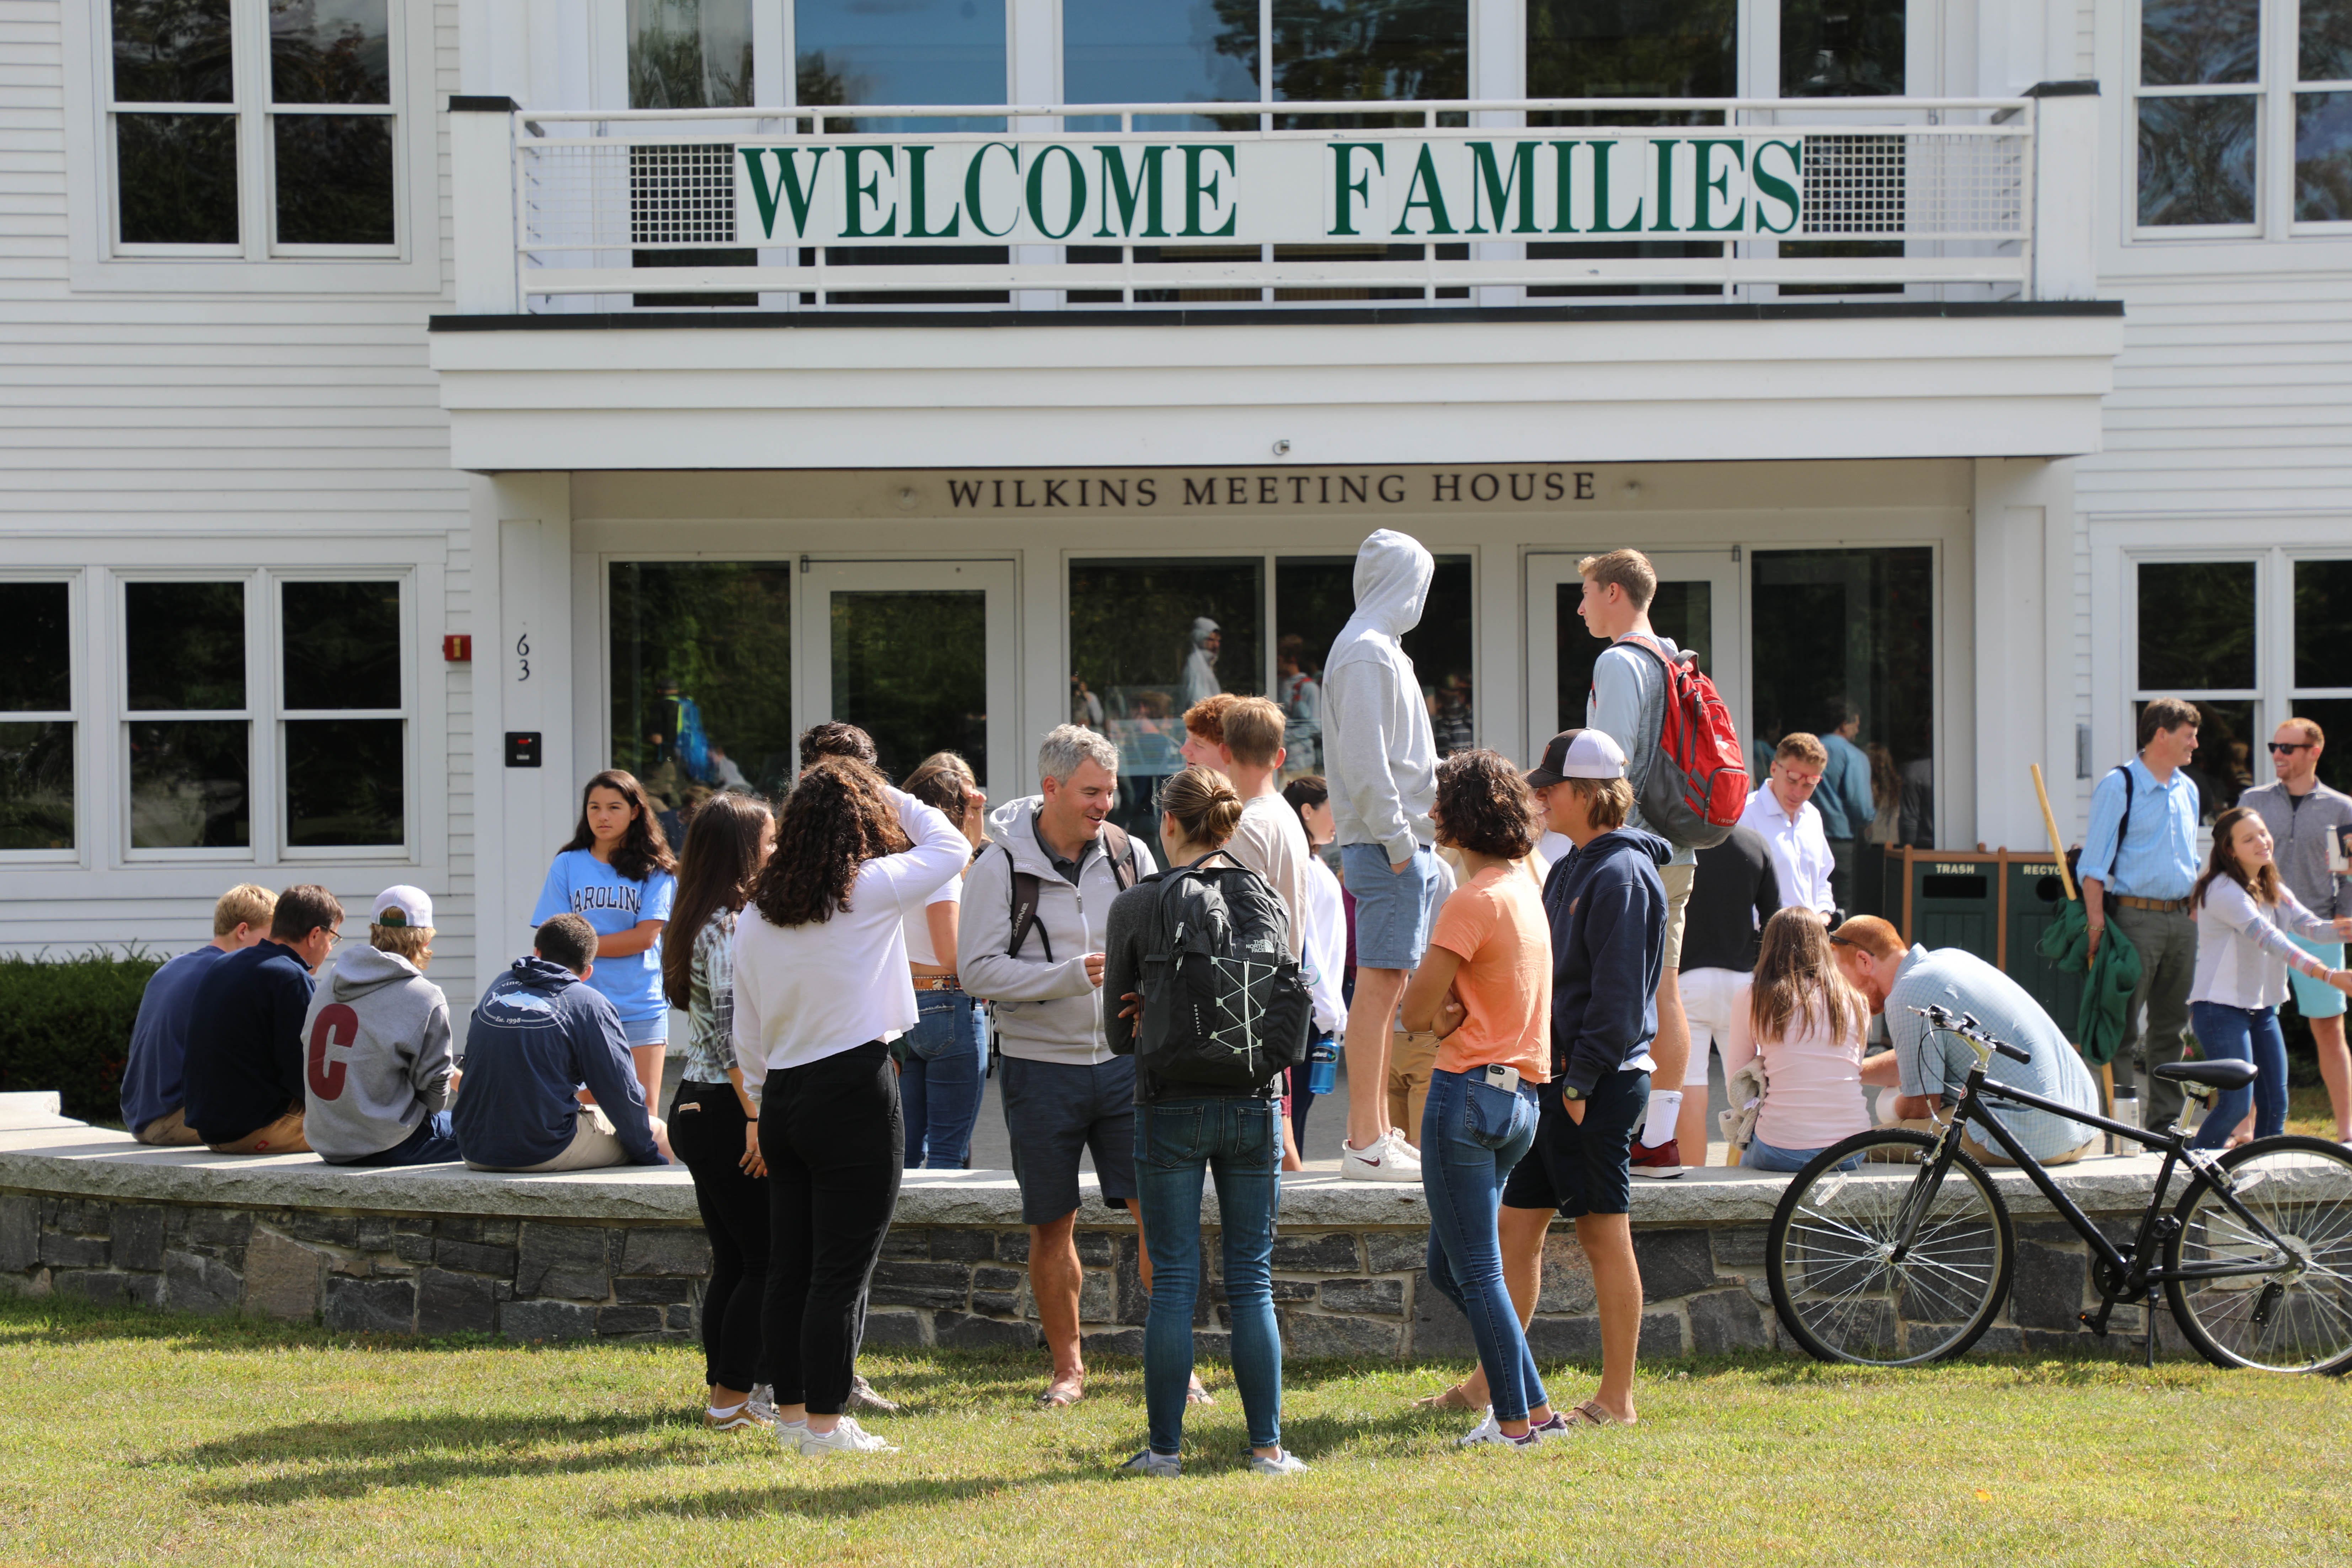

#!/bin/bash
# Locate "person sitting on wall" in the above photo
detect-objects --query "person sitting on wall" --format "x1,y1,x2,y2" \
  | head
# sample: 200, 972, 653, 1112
301, 886, 462, 1167
119, 883, 276, 1147
182, 884, 344, 1155
454, 914, 669, 1173
1832, 915, 2102, 1167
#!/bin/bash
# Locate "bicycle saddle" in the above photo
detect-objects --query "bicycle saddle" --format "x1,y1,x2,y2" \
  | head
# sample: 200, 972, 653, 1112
2152, 1059, 2259, 1090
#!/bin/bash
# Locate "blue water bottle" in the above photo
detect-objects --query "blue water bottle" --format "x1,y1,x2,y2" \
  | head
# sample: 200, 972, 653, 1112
1305, 1034, 1338, 1096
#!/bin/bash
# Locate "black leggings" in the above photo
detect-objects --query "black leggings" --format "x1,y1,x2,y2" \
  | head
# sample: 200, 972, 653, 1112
668, 1080, 770, 1393
760, 1041, 903, 1416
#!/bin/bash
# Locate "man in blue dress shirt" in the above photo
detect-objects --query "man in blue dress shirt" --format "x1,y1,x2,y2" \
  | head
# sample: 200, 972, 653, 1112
1816, 699, 1879, 914
2080, 697, 2204, 1130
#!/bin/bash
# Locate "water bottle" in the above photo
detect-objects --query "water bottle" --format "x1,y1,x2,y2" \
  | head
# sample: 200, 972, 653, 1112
2109, 1083, 2138, 1156
1306, 1034, 1338, 1096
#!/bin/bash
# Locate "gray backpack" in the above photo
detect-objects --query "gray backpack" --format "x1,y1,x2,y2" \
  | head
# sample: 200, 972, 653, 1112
1137, 853, 1313, 1092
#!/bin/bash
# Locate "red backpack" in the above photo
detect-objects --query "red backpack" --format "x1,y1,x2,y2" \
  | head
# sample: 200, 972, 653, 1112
1609, 635, 1747, 850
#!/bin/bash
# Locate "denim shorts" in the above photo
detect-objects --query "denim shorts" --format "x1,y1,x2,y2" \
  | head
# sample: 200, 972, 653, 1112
1339, 842, 1450, 970
1501, 1069, 1650, 1218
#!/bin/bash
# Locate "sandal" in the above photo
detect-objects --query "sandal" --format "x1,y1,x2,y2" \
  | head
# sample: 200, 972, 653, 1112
1409, 1382, 1483, 1411
1186, 1376, 1215, 1407
1561, 1399, 1635, 1429
1036, 1376, 1085, 1410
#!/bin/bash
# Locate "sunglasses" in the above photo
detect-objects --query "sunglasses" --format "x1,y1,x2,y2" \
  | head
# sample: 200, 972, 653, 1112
1827, 933, 1855, 947
2268, 742, 2311, 754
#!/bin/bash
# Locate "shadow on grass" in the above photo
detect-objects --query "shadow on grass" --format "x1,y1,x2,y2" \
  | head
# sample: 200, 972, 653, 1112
161, 1411, 698, 1505
604, 1465, 1105, 1521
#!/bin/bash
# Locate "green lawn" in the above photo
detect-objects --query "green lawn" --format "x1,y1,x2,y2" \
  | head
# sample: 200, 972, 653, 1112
0, 1295, 2345, 1566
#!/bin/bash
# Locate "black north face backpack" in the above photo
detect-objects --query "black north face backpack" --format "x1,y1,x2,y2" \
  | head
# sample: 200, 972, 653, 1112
1137, 853, 1313, 1092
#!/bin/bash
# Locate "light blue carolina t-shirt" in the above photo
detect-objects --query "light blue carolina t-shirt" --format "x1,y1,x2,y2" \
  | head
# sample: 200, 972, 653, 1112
530, 849, 677, 1029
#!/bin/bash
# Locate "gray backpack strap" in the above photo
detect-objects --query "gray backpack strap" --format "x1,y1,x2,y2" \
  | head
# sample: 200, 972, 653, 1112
1007, 862, 1051, 963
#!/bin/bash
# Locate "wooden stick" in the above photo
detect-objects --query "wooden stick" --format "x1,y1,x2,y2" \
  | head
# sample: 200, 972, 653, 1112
2031, 763, 2078, 903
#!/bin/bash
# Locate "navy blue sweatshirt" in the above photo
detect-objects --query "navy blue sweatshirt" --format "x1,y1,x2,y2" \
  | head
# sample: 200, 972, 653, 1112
181, 939, 316, 1145
453, 957, 666, 1169
1543, 828, 1673, 1096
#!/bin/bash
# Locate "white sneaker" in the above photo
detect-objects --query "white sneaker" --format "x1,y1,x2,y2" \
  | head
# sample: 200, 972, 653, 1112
793, 1416, 898, 1456
1341, 1129, 1422, 1182
1456, 1409, 1539, 1450
1247, 1448, 1309, 1476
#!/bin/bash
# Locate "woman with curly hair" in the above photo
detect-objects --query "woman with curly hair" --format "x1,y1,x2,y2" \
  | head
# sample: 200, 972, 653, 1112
1399, 748, 1560, 1449
729, 756, 967, 1456
531, 770, 678, 1114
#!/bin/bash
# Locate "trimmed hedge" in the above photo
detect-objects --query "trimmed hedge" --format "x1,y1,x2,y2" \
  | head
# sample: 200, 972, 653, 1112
0, 949, 167, 1124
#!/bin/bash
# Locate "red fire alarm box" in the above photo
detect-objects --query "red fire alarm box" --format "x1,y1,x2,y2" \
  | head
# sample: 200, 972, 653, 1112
443, 634, 472, 662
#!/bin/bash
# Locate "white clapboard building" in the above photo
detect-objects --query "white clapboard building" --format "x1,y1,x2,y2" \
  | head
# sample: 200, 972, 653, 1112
2, 0, 2346, 1032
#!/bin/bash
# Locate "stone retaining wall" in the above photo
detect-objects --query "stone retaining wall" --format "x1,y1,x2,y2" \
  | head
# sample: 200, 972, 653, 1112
0, 1117, 2204, 1357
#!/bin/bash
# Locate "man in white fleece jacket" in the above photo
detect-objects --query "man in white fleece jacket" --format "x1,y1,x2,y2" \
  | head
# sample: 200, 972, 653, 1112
1323, 530, 1447, 1182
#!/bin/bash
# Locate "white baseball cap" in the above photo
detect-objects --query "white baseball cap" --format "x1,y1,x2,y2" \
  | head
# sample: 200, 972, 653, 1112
371, 885, 434, 929
1525, 728, 1627, 786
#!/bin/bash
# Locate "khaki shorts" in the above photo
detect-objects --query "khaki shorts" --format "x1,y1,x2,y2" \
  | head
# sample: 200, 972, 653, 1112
1387, 1028, 1441, 1149
467, 1106, 647, 1173
135, 1107, 204, 1147
204, 1106, 310, 1155
1661, 862, 1695, 971
1882, 1114, 2093, 1168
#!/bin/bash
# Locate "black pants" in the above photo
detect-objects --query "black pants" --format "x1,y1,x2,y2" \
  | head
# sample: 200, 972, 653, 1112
668, 1080, 770, 1393
760, 1041, 902, 1416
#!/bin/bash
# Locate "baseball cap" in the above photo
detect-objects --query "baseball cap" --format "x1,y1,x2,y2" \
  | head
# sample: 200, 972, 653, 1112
371, 885, 434, 929
1525, 728, 1627, 788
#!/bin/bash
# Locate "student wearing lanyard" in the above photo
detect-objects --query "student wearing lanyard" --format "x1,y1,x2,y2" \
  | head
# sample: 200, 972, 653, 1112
530, 770, 678, 1117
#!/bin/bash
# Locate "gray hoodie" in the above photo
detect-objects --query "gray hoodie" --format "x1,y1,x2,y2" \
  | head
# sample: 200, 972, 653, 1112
298, 944, 455, 1163
959, 796, 1157, 1066
1323, 530, 1439, 866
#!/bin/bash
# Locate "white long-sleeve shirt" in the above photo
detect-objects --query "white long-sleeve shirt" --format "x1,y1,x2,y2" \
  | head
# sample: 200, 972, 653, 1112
1738, 786, 1835, 915
732, 788, 969, 1104
2190, 877, 2337, 1011
1302, 852, 1347, 1037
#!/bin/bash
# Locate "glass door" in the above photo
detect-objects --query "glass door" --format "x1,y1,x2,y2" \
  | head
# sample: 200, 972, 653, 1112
798, 560, 1019, 790
1525, 550, 1746, 765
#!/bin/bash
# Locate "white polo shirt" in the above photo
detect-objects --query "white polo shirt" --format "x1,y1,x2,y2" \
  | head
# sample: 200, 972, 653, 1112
1738, 786, 1836, 915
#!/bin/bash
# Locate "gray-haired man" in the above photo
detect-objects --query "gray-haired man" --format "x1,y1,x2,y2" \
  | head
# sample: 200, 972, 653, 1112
961, 724, 1160, 1408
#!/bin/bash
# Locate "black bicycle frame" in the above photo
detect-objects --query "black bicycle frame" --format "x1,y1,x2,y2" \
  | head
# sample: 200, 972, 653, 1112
1896, 1060, 2291, 1297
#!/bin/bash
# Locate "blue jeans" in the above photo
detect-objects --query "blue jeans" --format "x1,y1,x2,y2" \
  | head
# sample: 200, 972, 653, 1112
339, 1109, 459, 1167
1420, 1066, 1546, 1423
1134, 1096, 1283, 1456
2189, 1001, 2289, 1148
1742, 1134, 1862, 1174
899, 989, 986, 1169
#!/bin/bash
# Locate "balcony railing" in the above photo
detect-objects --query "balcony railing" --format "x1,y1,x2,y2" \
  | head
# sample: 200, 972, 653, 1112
447, 90, 2101, 314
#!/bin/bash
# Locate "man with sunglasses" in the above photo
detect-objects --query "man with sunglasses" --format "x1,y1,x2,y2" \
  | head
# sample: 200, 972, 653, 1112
183, 884, 345, 1155
2241, 718, 2352, 1143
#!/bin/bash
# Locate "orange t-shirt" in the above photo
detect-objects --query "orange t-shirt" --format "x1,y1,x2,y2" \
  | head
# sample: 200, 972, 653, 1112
1427, 864, 1552, 1082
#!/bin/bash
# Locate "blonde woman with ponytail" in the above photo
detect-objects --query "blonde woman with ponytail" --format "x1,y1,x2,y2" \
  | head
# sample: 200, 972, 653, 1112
1104, 766, 1306, 1479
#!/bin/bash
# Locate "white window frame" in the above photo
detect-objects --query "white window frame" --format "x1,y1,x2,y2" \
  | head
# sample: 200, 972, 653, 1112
116, 568, 417, 864
2121, 0, 2352, 246
274, 571, 417, 862
2285, 549, 2352, 736
2123, 552, 2265, 820
61, 0, 442, 293
0, 573, 86, 867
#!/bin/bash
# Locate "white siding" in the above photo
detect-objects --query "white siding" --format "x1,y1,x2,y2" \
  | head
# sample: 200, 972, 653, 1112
0, 0, 479, 1020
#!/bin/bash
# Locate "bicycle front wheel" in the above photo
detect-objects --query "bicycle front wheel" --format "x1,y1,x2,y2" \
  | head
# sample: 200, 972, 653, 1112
2165, 1136, 2352, 1375
1767, 1129, 2014, 1367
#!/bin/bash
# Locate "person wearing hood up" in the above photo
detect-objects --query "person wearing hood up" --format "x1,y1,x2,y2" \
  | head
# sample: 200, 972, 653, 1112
455, 914, 668, 1172
1180, 617, 1222, 712
1424, 729, 1663, 1429
300, 886, 460, 1166
1323, 530, 1447, 1182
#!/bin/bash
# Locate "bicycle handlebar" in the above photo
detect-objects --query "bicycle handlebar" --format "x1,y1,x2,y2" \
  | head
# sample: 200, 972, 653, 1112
1910, 1005, 2033, 1063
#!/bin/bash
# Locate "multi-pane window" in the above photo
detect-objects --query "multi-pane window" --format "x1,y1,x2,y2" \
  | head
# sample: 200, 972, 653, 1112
0, 583, 77, 854
2292, 558, 2352, 793
1067, 553, 1474, 842
125, 580, 252, 850
121, 574, 408, 855
107, 0, 399, 253
2300, 0, 2352, 219
2134, 561, 2258, 818
2133, 0, 2352, 232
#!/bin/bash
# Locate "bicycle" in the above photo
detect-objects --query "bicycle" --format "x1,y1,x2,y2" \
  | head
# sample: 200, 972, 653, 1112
1764, 1004, 2352, 1373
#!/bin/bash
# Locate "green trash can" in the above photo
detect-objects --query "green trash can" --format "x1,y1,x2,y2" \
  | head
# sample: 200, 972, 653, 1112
2004, 856, 2086, 1039
1898, 851, 2000, 968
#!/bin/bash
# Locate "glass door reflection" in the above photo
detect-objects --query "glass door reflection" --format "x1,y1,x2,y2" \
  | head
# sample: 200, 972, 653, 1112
800, 560, 1017, 791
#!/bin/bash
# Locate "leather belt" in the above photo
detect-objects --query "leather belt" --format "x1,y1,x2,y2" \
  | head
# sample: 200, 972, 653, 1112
2113, 895, 2191, 914
912, 974, 962, 991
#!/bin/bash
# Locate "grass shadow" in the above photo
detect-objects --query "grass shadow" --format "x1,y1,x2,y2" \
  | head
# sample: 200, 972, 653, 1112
604, 1464, 1109, 1522
160, 1411, 696, 1505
